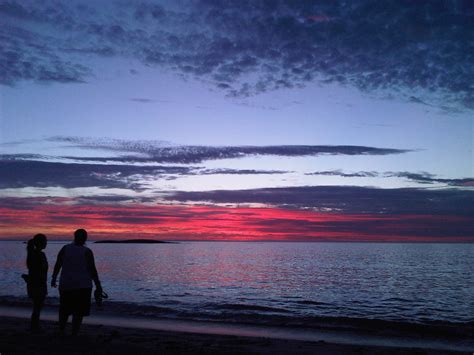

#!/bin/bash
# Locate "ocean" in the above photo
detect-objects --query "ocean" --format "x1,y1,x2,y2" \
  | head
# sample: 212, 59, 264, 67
1, 241, 473, 331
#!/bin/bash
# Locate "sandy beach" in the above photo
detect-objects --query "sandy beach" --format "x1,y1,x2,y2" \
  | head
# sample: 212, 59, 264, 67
0, 312, 471, 354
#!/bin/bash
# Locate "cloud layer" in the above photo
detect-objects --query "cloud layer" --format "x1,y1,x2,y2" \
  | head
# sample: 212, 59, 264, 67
0, 158, 294, 191
166, 186, 474, 216
307, 170, 474, 187
0, 159, 191, 190
1, 1, 473, 109
51, 136, 410, 164
2, 144, 472, 191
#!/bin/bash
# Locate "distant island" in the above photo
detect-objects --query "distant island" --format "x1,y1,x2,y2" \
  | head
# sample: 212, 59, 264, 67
94, 239, 177, 244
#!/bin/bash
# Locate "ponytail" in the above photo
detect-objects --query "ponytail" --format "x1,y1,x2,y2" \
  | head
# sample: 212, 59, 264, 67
26, 234, 47, 268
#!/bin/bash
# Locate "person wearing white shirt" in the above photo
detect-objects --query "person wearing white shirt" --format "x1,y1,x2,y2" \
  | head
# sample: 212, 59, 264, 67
52, 229, 102, 335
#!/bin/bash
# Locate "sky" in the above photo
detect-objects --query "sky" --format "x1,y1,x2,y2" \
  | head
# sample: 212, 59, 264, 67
0, 0, 473, 241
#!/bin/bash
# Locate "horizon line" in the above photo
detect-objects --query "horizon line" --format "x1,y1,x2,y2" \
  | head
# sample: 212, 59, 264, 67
1, 239, 473, 244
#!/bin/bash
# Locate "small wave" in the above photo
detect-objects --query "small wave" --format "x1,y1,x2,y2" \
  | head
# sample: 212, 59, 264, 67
295, 300, 329, 306
160, 293, 193, 298
216, 303, 292, 313
102, 301, 173, 316
0, 295, 59, 308
2, 296, 472, 338
382, 297, 411, 303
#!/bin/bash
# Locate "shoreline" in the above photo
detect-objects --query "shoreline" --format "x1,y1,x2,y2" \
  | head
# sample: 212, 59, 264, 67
0, 316, 467, 355
1, 297, 472, 336
1, 307, 472, 354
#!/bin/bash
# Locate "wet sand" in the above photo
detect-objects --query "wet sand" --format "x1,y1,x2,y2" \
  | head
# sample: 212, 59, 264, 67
0, 312, 471, 354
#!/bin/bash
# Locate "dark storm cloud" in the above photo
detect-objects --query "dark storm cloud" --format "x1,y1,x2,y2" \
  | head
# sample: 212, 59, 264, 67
166, 186, 474, 216
1, 1, 473, 110
50, 136, 410, 164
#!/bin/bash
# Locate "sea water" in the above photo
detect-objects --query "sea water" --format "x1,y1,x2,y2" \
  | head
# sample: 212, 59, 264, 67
1, 241, 473, 328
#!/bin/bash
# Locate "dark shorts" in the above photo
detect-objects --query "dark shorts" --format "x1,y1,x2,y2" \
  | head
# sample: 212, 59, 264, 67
28, 285, 47, 301
59, 288, 92, 316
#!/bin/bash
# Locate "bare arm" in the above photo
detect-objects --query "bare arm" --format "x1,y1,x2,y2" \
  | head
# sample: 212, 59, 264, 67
51, 247, 64, 287
86, 249, 102, 290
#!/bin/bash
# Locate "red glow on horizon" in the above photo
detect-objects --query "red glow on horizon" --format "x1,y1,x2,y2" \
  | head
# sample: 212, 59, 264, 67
0, 198, 472, 242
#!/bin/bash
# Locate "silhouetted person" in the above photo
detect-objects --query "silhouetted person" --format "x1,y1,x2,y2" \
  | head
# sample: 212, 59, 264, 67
25, 233, 48, 331
51, 229, 102, 335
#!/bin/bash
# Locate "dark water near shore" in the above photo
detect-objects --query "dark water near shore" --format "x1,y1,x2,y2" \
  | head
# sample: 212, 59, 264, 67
1, 241, 473, 329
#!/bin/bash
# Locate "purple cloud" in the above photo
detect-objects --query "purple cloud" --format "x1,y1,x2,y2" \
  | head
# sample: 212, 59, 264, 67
1, 1, 472, 110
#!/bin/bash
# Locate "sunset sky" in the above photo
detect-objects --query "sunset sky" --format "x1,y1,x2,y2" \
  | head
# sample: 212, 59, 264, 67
1, 0, 473, 241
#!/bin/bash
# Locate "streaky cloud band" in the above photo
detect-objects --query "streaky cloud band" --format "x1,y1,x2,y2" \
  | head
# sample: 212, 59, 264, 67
0, 158, 289, 190
165, 186, 474, 216
50, 136, 411, 164
307, 170, 474, 187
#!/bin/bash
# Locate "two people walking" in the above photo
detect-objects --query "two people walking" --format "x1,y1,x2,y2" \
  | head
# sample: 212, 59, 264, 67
25, 229, 103, 335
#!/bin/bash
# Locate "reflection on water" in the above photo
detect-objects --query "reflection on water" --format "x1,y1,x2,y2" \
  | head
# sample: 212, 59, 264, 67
1, 241, 473, 324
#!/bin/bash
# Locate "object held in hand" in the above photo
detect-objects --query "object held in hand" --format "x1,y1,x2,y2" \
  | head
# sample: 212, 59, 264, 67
94, 289, 108, 307
21, 274, 33, 297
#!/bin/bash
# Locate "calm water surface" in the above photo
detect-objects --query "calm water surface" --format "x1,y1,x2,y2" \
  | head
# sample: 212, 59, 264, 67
1, 241, 473, 326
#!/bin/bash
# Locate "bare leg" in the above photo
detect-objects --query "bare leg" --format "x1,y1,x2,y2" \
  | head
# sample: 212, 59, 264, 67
71, 315, 83, 335
59, 309, 68, 334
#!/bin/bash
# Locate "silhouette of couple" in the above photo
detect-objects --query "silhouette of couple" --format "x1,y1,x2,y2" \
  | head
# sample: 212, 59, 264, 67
25, 229, 103, 335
